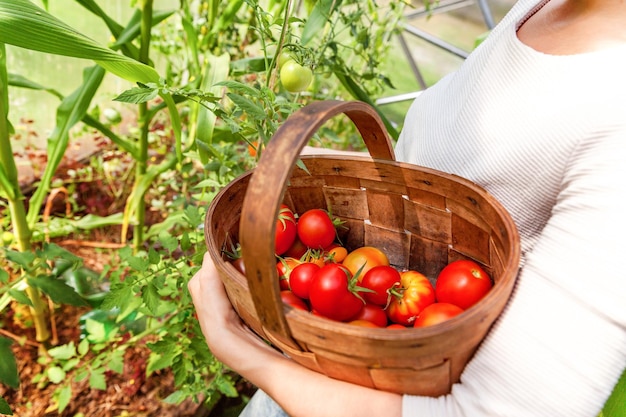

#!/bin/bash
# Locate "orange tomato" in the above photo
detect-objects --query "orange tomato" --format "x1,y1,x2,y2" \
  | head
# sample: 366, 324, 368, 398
342, 246, 389, 281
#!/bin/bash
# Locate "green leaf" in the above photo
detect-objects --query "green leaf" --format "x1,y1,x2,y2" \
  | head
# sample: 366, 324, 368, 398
108, 349, 124, 375
301, 0, 343, 46
163, 390, 187, 405
88, 368, 106, 390
0, 267, 8, 283
78, 338, 90, 356
48, 342, 76, 360
4, 249, 35, 268
113, 84, 159, 104
0, 396, 13, 415
0, 0, 159, 83
56, 385, 72, 413
47, 366, 66, 384
147, 351, 175, 374
8, 289, 32, 306
0, 336, 19, 389
183, 205, 203, 228
603, 368, 626, 417
226, 93, 266, 120
126, 255, 149, 272
142, 282, 160, 315
28, 277, 89, 307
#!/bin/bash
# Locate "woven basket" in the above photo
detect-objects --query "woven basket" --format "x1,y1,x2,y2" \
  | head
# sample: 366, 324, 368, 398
204, 100, 520, 396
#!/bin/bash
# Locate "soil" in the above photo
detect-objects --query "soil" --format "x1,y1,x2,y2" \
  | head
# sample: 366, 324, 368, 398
1, 134, 256, 417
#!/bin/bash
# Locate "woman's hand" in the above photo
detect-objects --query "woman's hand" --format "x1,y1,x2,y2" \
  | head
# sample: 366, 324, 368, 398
187, 252, 282, 367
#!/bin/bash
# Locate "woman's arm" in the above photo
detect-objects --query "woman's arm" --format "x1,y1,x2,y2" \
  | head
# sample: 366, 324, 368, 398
188, 252, 402, 417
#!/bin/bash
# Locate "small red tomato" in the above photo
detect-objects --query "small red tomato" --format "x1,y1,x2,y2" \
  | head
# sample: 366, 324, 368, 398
435, 260, 493, 310
275, 204, 297, 255
413, 303, 464, 327
309, 263, 365, 322
283, 236, 308, 260
348, 303, 388, 327
296, 209, 337, 250
360, 265, 401, 306
276, 257, 300, 291
289, 262, 321, 300
280, 290, 308, 311
386, 323, 407, 330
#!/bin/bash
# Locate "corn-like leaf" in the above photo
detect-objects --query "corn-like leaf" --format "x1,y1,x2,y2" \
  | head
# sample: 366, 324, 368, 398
196, 52, 230, 164
26, 65, 105, 228
0, 0, 159, 83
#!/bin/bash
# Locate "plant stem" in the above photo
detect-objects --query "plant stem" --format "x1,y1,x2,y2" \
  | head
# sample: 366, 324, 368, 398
133, 0, 154, 252
0, 43, 50, 343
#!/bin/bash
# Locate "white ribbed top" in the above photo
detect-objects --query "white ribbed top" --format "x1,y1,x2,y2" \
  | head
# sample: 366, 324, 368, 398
396, 1, 626, 416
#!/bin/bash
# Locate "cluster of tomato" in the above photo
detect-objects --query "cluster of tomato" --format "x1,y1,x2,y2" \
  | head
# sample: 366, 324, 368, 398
232, 205, 494, 329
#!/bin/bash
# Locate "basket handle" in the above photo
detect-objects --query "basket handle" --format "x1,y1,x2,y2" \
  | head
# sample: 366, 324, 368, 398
239, 100, 395, 349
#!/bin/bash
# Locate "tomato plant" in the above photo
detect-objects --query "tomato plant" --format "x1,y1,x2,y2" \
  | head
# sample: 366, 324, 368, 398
386, 270, 436, 326
289, 262, 321, 299
296, 209, 336, 250
275, 204, 297, 255
308, 263, 366, 321
360, 265, 401, 306
342, 246, 389, 281
280, 60, 313, 93
413, 303, 464, 328
435, 260, 493, 310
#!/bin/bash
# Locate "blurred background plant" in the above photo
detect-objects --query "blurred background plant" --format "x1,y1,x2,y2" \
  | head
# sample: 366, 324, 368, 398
0, 0, 409, 414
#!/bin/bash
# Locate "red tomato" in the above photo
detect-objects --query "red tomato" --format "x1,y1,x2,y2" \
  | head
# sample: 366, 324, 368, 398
360, 265, 401, 306
276, 257, 300, 291
280, 290, 309, 311
230, 257, 245, 275
347, 319, 379, 328
308, 263, 365, 321
289, 262, 321, 300
296, 209, 336, 250
283, 236, 308, 260
386, 323, 407, 330
386, 270, 436, 326
342, 246, 389, 281
348, 303, 388, 327
413, 303, 464, 327
275, 204, 297, 255
435, 260, 493, 310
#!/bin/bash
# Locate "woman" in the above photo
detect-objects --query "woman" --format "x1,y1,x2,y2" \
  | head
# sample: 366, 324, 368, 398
188, 0, 626, 415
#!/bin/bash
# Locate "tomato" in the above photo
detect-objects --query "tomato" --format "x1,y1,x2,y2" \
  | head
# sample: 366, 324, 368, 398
280, 290, 309, 311
413, 303, 464, 327
280, 60, 313, 93
348, 303, 388, 327
275, 204, 297, 255
347, 319, 379, 328
296, 209, 336, 250
283, 236, 308, 260
324, 244, 348, 263
435, 260, 493, 310
386, 323, 407, 330
308, 263, 365, 322
386, 270, 436, 326
289, 262, 321, 299
276, 257, 301, 291
277, 50, 293, 69
302, 249, 327, 268
342, 246, 389, 281
231, 257, 246, 275
360, 265, 401, 306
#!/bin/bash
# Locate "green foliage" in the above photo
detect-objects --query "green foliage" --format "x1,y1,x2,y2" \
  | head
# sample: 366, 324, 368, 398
0, 0, 408, 413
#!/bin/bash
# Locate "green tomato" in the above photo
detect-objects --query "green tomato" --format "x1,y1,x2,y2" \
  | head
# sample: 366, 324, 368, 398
277, 51, 294, 69
280, 60, 313, 93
